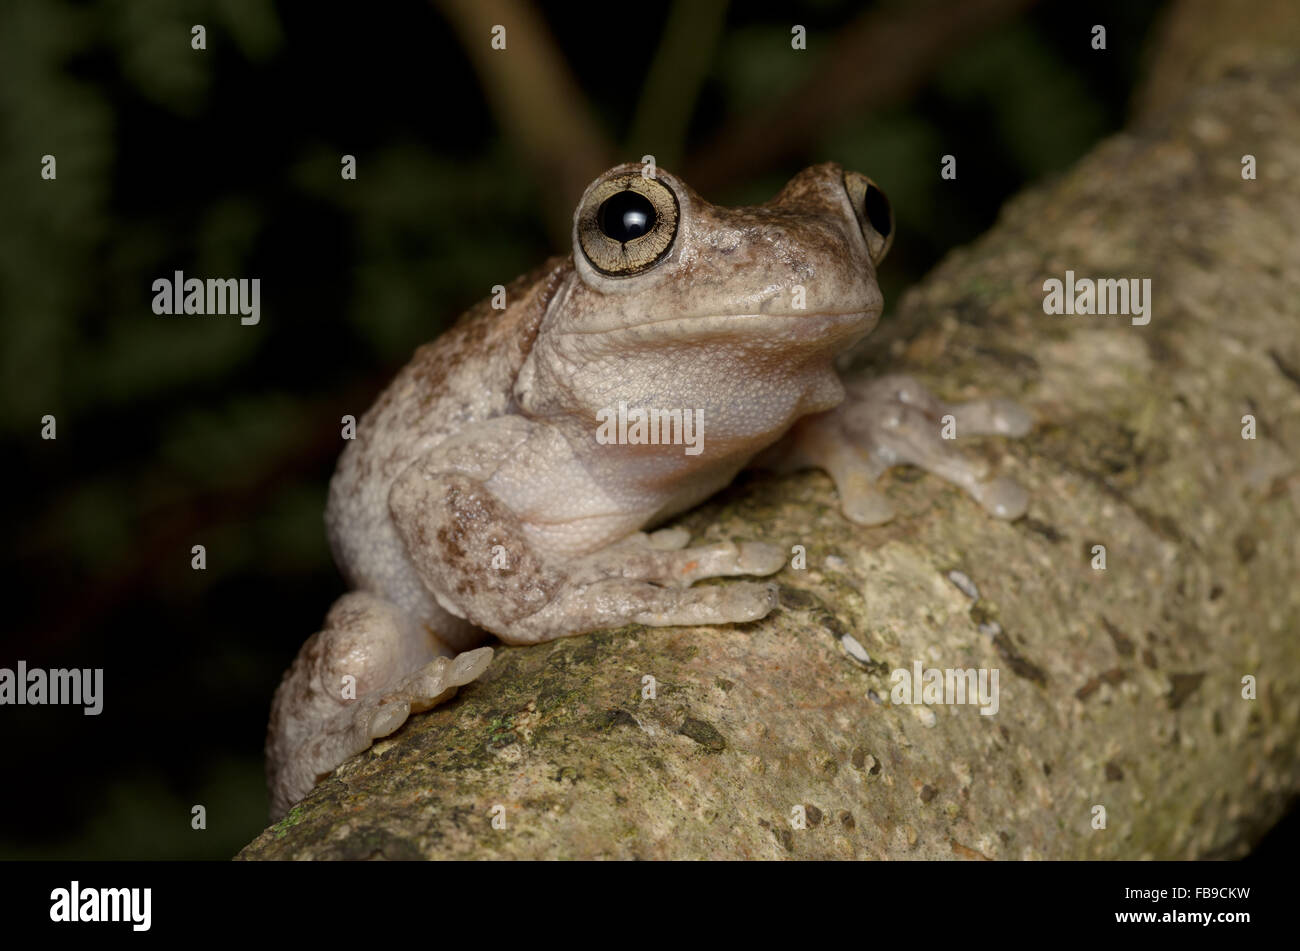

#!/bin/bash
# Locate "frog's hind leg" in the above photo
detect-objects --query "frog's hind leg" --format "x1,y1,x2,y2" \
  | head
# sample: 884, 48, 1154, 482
265, 591, 492, 819
783, 373, 1031, 526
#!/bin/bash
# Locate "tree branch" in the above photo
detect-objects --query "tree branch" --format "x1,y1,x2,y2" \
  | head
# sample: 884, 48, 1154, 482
682, 0, 1037, 195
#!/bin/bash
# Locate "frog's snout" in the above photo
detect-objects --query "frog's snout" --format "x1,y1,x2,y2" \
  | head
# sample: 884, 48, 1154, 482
842, 171, 893, 265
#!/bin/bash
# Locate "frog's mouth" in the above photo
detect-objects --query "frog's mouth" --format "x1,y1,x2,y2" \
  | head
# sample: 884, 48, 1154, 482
636, 308, 879, 339
565, 308, 878, 338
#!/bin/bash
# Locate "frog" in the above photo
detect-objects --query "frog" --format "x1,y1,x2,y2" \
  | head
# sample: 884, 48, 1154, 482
265, 161, 1031, 819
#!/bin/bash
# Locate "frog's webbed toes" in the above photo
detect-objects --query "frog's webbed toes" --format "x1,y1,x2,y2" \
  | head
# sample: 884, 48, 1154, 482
948, 396, 1033, 438
364, 698, 412, 741
361, 649, 492, 738
793, 373, 1030, 524
445, 645, 495, 687
311, 646, 490, 760
967, 474, 1029, 520
505, 577, 780, 641
629, 579, 779, 627
582, 537, 785, 587
732, 541, 787, 576
835, 470, 898, 526
644, 525, 691, 550
658, 539, 785, 585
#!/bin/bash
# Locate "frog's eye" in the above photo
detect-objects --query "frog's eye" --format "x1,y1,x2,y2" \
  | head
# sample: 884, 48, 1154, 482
577, 175, 679, 276
844, 172, 893, 265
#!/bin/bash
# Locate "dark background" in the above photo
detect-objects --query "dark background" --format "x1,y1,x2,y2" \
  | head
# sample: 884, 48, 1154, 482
1, 0, 1291, 860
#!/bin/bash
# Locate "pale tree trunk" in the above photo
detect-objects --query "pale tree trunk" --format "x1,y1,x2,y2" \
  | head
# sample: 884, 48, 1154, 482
238, 49, 1300, 861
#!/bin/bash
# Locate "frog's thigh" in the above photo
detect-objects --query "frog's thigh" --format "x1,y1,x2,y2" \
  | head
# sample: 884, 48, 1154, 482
266, 591, 492, 819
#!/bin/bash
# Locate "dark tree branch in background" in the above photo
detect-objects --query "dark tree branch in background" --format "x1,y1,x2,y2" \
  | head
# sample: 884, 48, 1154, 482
625, 0, 730, 169
434, 0, 615, 242
433, 0, 1035, 232
682, 0, 1037, 195
1134, 0, 1300, 119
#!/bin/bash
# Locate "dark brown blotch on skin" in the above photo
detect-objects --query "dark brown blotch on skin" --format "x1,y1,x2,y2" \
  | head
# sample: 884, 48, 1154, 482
436, 524, 466, 561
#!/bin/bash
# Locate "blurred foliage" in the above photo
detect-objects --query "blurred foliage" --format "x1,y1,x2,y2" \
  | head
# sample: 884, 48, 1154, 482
1, 0, 1174, 858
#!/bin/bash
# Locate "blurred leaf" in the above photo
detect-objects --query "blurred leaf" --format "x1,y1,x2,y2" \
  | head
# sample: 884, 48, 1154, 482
936, 24, 1108, 177
822, 111, 945, 237
212, 0, 284, 62
293, 144, 544, 359
0, 0, 113, 431
159, 395, 309, 490
714, 24, 820, 115
104, 0, 214, 116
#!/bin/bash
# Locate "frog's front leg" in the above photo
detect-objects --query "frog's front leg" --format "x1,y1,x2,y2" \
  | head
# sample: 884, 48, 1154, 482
777, 373, 1031, 525
389, 418, 784, 645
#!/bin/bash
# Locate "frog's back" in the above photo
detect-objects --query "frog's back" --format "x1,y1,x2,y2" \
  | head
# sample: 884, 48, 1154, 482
325, 257, 571, 623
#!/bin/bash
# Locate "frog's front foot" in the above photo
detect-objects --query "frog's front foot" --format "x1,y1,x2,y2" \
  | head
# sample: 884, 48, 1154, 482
783, 373, 1031, 525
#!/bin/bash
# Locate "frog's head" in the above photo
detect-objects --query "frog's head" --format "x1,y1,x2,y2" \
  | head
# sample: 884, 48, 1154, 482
519, 163, 894, 449
557, 161, 891, 348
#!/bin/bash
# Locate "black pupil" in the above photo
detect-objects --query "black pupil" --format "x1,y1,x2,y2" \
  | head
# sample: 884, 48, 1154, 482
598, 191, 656, 241
863, 184, 891, 237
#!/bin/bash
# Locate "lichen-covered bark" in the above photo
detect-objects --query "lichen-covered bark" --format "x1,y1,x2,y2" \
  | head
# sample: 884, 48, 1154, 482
239, 62, 1300, 860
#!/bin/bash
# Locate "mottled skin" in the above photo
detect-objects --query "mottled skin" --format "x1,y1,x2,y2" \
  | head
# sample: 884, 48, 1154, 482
266, 163, 1030, 818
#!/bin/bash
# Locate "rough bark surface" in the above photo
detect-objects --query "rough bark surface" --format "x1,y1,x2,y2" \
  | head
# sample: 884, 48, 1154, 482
239, 61, 1300, 860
